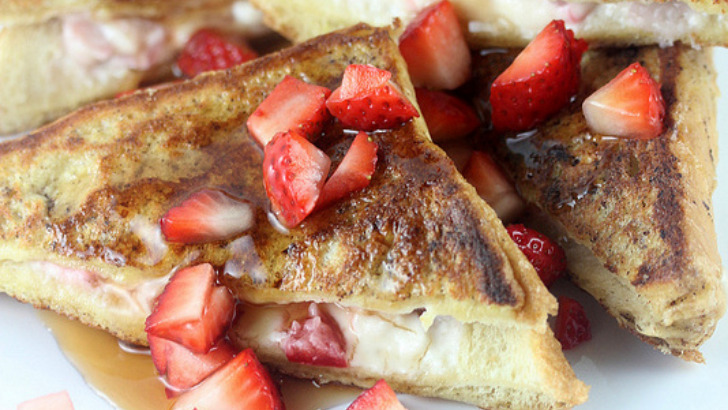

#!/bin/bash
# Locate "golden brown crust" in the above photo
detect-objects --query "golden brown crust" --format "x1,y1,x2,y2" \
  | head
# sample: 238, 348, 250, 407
474, 45, 725, 361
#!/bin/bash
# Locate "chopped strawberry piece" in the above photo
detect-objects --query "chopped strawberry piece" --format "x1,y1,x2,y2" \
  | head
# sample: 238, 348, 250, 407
177, 28, 258, 77
415, 88, 480, 142
347, 379, 406, 410
263, 130, 331, 228
145, 264, 235, 353
18, 391, 74, 410
317, 131, 378, 209
172, 348, 285, 410
149, 335, 236, 395
505, 224, 566, 287
490, 20, 587, 131
282, 304, 348, 368
399, 0, 471, 90
582, 62, 665, 139
247, 76, 332, 146
326, 64, 419, 131
462, 151, 525, 222
555, 296, 592, 350
161, 189, 254, 244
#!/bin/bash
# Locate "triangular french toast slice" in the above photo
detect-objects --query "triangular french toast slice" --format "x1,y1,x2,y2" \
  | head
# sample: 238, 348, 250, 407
473, 45, 725, 362
0, 25, 587, 408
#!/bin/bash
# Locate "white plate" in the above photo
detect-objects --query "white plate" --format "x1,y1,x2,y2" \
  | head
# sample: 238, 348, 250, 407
1, 48, 727, 410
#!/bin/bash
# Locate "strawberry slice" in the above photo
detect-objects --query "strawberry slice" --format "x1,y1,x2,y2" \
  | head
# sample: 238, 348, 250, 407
149, 335, 236, 395
326, 64, 419, 131
347, 379, 406, 410
462, 151, 525, 222
263, 130, 331, 228
490, 20, 587, 131
399, 0, 471, 90
317, 131, 378, 209
247, 76, 332, 147
18, 391, 74, 410
145, 264, 235, 353
415, 88, 480, 142
282, 304, 348, 368
161, 189, 254, 244
505, 224, 566, 287
177, 28, 258, 77
582, 62, 665, 139
172, 348, 285, 410
555, 296, 592, 350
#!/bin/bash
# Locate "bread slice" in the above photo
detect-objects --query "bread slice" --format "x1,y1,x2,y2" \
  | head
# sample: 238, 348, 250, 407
250, 0, 728, 47
0, 24, 587, 408
0, 0, 267, 135
472, 45, 725, 362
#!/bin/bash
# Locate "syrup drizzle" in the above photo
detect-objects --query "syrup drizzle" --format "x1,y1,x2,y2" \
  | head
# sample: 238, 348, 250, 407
38, 310, 360, 410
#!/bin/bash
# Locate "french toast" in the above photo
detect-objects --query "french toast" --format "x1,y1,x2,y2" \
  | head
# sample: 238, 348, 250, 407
250, 0, 728, 47
472, 44, 726, 362
0, 0, 267, 135
0, 24, 587, 408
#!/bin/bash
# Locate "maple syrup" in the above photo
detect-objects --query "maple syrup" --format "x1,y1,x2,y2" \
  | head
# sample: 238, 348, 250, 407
38, 311, 361, 410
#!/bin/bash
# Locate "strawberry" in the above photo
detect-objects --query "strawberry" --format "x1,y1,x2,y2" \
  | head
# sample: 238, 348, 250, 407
263, 130, 331, 228
282, 304, 348, 368
17, 391, 74, 410
462, 151, 525, 222
490, 20, 587, 131
149, 335, 236, 395
399, 0, 471, 90
582, 62, 665, 139
160, 189, 254, 244
317, 131, 378, 209
177, 28, 258, 77
172, 348, 285, 410
347, 379, 406, 410
145, 263, 235, 353
505, 224, 566, 287
555, 296, 592, 350
415, 88, 480, 142
326, 64, 419, 131
247, 76, 332, 146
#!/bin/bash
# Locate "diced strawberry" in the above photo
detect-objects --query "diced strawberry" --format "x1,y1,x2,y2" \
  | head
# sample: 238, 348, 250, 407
263, 130, 331, 228
18, 391, 74, 410
247, 76, 332, 146
555, 296, 592, 350
326, 64, 419, 131
399, 0, 471, 90
490, 20, 587, 131
317, 131, 378, 209
149, 335, 236, 395
347, 379, 406, 410
415, 88, 480, 142
145, 264, 235, 353
505, 224, 566, 287
172, 348, 285, 410
582, 62, 665, 140
282, 304, 348, 368
161, 189, 254, 244
177, 28, 258, 77
462, 151, 525, 222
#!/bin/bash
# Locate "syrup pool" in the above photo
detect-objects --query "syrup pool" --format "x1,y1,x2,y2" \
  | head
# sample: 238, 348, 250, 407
38, 311, 361, 410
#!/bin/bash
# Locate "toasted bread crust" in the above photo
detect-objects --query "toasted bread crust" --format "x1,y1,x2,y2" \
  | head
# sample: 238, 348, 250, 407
475, 45, 725, 361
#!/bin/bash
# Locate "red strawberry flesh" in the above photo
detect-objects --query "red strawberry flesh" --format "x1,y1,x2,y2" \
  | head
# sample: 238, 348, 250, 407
506, 224, 566, 287
415, 87, 480, 142
326, 64, 419, 131
177, 28, 258, 77
247, 76, 332, 147
582, 62, 665, 139
282, 304, 348, 368
555, 296, 592, 350
399, 0, 471, 90
462, 151, 525, 222
347, 379, 406, 410
317, 131, 378, 209
263, 130, 331, 228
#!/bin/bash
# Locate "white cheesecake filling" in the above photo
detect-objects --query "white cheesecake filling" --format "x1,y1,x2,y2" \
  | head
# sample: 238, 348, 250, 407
235, 302, 463, 375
